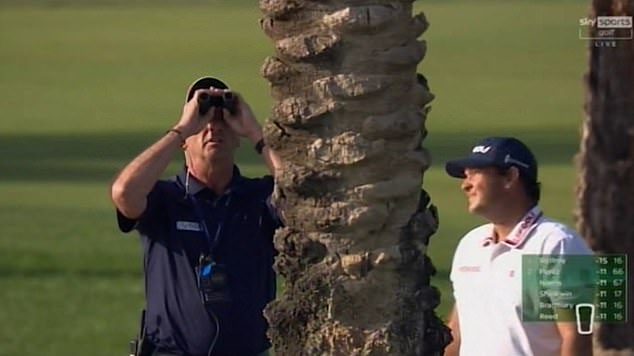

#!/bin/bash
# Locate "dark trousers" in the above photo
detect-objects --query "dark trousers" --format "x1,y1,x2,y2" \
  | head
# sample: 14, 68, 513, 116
151, 350, 270, 356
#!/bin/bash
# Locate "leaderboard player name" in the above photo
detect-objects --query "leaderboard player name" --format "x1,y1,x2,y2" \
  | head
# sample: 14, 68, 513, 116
539, 312, 559, 321
539, 268, 564, 276
539, 279, 564, 288
539, 300, 576, 311
537, 256, 566, 265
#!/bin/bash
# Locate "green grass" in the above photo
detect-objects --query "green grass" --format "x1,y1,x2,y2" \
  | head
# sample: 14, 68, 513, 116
0, 1, 589, 354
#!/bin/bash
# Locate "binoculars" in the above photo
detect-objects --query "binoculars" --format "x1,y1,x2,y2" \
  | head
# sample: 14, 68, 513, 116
197, 91, 237, 116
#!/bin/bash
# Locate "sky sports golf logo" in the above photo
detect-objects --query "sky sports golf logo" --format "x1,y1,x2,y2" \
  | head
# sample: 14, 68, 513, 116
579, 16, 633, 47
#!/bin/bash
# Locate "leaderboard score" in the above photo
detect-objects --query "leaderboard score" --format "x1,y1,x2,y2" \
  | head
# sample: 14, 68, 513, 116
594, 255, 627, 322
521, 254, 628, 332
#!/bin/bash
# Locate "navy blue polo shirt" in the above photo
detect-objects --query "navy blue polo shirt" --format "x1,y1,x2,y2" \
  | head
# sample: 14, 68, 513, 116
117, 167, 279, 356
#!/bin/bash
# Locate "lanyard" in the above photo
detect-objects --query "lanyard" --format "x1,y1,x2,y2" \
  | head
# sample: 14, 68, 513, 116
482, 209, 544, 248
503, 211, 543, 247
188, 193, 231, 255
175, 174, 232, 254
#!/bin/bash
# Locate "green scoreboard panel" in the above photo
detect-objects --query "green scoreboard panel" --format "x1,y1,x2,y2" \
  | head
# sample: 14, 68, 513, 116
522, 254, 627, 324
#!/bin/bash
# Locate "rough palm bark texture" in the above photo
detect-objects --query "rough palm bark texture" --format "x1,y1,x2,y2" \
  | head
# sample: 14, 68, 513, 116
259, 1, 450, 355
576, 1, 634, 354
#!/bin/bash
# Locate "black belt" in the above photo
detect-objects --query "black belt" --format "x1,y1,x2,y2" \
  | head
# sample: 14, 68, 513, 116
151, 351, 182, 356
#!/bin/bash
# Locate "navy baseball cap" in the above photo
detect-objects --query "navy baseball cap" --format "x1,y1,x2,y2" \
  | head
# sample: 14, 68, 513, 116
445, 137, 538, 181
185, 76, 229, 102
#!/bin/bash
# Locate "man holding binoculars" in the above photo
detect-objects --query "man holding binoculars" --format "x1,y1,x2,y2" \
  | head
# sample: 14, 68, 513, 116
111, 76, 281, 356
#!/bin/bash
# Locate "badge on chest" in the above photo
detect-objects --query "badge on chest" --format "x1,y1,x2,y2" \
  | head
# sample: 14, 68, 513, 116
176, 220, 202, 232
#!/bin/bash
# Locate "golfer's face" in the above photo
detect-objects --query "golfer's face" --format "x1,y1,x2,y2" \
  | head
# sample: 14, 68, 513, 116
461, 167, 505, 214
187, 114, 239, 162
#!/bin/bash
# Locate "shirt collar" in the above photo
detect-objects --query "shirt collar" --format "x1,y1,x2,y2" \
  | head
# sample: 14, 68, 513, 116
481, 206, 543, 249
175, 165, 246, 197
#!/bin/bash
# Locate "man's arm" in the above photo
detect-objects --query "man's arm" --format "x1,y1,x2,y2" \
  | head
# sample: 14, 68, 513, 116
556, 321, 592, 356
111, 89, 213, 219
444, 304, 461, 356
111, 131, 182, 219
223, 92, 281, 176
247, 131, 282, 177
543, 233, 594, 356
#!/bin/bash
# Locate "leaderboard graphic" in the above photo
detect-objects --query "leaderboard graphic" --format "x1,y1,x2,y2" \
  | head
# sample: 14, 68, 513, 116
522, 254, 628, 334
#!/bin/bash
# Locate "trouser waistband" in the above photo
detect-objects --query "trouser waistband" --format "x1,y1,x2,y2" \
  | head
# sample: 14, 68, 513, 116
152, 350, 270, 356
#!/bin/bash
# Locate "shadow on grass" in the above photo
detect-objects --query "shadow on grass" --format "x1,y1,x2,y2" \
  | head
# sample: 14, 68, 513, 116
0, 131, 265, 182
423, 128, 581, 168
0, 128, 580, 182
0, 266, 141, 279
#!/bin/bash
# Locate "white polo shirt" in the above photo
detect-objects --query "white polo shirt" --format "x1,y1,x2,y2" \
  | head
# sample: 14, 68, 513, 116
450, 206, 593, 356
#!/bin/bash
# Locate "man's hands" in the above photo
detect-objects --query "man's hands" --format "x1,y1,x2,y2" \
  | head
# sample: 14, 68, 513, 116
223, 91, 263, 143
173, 87, 263, 143
173, 88, 216, 138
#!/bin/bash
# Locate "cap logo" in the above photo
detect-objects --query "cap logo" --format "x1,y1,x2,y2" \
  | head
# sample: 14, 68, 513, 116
504, 154, 530, 169
472, 145, 491, 154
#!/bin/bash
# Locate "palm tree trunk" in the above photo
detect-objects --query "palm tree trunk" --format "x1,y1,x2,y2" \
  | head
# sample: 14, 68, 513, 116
576, 0, 634, 354
259, 0, 450, 354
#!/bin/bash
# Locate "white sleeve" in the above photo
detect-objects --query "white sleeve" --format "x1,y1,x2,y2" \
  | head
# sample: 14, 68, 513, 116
450, 237, 467, 286
542, 225, 593, 256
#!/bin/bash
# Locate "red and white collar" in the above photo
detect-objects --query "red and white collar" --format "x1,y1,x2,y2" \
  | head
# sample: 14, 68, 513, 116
481, 206, 544, 248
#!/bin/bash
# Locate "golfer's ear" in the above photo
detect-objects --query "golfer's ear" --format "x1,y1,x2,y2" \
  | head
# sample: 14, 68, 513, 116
505, 166, 521, 188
